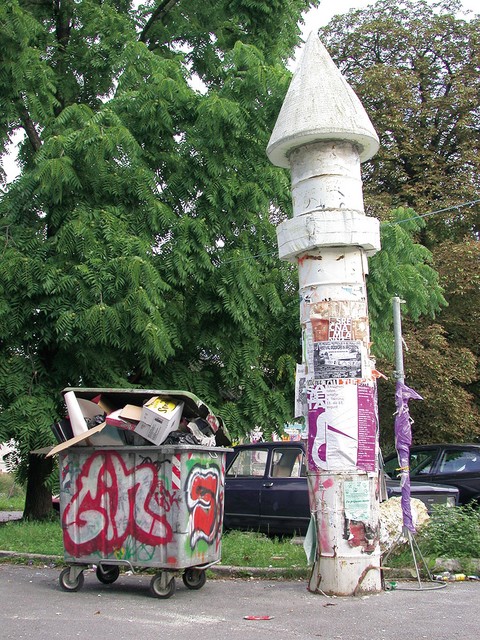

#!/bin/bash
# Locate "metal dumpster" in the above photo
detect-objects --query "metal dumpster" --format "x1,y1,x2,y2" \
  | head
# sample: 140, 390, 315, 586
53, 388, 230, 598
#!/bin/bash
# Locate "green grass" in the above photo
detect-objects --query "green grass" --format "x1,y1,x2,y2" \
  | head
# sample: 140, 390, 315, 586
0, 474, 25, 511
0, 518, 307, 570
1, 504, 478, 574
220, 530, 307, 570
0, 519, 63, 556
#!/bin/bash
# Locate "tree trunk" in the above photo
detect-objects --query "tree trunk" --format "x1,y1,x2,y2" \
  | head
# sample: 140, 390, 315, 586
23, 454, 55, 521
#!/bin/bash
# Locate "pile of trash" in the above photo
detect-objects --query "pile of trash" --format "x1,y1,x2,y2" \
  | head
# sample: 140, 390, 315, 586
48, 387, 230, 457
432, 572, 480, 582
379, 496, 430, 553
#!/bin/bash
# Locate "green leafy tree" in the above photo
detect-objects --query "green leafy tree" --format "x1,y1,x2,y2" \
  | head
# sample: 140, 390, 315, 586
320, 0, 480, 446
0, 0, 320, 519
0, 0, 450, 520
320, 0, 480, 241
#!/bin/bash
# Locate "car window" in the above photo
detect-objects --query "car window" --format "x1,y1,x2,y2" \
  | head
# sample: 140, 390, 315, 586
410, 451, 436, 476
383, 455, 399, 478
226, 449, 268, 478
438, 449, 480, 474
270, 448, 306, 478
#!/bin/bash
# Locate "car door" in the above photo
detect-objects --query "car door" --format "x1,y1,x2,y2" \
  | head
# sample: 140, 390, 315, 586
428, 446, 480, 504
260, 445, 310, 535
223, 446, 269, 532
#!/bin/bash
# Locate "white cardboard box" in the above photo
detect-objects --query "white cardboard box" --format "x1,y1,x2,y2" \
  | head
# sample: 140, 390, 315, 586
137, 397, 184, 445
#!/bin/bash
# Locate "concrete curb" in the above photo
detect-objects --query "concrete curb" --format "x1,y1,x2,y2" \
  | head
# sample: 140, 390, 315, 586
0, 550, 308, 578
1, 550, 479, 582
0, 550, 62, 564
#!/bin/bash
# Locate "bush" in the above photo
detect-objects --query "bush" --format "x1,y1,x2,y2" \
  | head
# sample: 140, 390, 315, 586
419, 503, 480, 558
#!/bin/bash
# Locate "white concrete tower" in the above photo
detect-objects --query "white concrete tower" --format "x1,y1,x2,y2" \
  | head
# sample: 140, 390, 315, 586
267, 33, 382, 596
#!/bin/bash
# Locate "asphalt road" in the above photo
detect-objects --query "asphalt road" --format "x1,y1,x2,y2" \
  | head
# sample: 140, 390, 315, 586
1, 564, 479, 640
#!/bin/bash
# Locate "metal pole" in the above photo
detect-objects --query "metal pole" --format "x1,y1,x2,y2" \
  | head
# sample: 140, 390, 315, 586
392, 297, 405, 384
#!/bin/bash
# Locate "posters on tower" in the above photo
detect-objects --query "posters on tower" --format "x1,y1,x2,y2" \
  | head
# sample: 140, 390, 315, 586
306, 382, 377, 472
313, 340, 364, 379
294, 364, 312, 419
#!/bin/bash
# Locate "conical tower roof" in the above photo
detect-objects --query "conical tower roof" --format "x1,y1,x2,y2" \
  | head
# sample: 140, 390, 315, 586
267, 32, 379, 168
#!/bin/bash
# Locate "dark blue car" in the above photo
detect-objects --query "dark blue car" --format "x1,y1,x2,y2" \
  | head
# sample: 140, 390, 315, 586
384, 443, 480, 506
224, 441, 459, 536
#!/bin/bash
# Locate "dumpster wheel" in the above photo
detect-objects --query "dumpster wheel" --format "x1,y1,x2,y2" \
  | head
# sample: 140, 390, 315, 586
96, 564, 120, 585
59, 567, 85, 592
182, 568, 207, 590
150, 572, 176, 599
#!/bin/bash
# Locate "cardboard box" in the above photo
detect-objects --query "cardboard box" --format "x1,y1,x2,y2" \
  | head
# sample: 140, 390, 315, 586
137, 397, 184, 445
120, 404, 142, 423
47, 422, 109, 457
105, 408, 136, 431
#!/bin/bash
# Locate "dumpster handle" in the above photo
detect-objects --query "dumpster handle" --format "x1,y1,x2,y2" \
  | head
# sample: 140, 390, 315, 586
194, 559, 220, 570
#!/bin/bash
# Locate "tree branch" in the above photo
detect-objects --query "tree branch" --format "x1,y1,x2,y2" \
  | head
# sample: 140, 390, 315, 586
139, 0, 180, 43
17, 102, 42, 152
54, 0, 72, 51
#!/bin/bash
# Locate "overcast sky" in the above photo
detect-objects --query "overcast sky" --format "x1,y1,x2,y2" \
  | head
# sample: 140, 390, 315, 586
303, 0, 478, 34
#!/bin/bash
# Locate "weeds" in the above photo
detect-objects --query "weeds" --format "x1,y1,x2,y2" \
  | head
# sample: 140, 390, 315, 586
386, 503, 480, 571
418, 503, 480, 558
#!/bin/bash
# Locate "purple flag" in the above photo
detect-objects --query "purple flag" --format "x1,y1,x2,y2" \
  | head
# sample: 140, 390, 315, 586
394, 382, 423, 532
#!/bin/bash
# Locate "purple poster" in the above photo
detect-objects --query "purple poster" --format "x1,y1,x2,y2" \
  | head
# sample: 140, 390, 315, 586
356, 384, 377, 472
307, 383, 377, 472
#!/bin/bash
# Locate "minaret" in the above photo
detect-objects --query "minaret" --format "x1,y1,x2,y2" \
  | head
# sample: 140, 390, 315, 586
267, 33, 382, 596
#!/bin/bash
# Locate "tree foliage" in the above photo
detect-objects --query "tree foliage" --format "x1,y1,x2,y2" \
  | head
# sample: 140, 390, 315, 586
321, 0, 480, 242
0, 0, 466, 519
320, 0, 480, 445
0, 0, 320, 517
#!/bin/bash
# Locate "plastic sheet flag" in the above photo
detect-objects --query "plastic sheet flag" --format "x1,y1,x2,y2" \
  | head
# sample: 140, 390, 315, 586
394, 381, 423, 532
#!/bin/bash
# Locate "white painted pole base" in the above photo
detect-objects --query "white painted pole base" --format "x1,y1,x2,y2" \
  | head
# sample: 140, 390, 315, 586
307, 473, 381, 595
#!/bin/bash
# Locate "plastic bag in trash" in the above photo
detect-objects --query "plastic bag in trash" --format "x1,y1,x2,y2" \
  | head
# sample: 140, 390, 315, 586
86, 414, 106, 428
186, 421, 215, 446
163, 431, 201, 446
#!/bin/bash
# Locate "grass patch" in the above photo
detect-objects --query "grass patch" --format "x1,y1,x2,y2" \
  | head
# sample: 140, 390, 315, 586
2, 505, 476, 573
220, 530, 307, 569
0, 518, 307, 571
0, 519, 63, 556
0, 474, 25, 511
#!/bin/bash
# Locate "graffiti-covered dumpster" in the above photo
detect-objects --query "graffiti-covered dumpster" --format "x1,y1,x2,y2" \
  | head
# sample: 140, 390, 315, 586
47, 388, 231, 599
